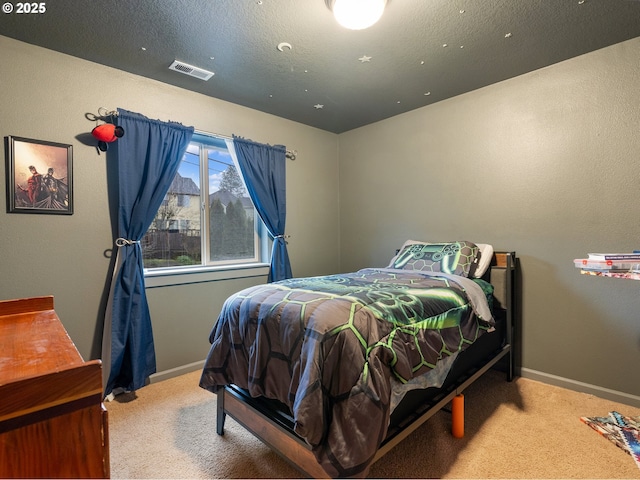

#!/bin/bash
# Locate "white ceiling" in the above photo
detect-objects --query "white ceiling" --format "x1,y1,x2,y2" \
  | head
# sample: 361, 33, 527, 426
1, 0, 639, 133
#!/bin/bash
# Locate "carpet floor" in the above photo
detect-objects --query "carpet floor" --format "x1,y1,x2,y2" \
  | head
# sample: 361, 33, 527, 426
106, 369, 640, 478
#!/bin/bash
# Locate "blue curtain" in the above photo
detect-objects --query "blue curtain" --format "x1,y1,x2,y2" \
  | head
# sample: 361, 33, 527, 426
102, 109, 193, 396
232, 136, 292, 282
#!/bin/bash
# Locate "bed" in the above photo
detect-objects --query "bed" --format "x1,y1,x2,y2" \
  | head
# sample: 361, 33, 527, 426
200, 241, 517, 478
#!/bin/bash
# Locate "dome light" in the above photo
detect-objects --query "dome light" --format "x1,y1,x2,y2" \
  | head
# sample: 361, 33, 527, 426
327, 0, 387, 30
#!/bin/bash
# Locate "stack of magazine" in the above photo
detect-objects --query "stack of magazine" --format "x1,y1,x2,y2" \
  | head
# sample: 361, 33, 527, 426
581, 411, 640, 471
574, 252, 640, 276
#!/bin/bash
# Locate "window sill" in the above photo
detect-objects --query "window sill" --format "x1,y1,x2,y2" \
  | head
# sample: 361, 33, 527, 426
144, 263, 270, 288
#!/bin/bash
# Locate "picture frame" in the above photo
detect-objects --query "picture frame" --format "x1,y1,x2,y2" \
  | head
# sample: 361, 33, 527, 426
5, 136, 73, 215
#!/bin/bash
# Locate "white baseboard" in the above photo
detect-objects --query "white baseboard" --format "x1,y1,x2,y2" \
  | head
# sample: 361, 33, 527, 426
520, 368, 640, 408
149, 360, 206, 384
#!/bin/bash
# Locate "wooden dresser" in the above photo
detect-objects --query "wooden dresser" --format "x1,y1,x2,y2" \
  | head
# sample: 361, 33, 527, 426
0, 296, 109, 478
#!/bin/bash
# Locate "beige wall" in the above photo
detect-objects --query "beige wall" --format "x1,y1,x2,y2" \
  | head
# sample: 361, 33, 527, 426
0, 35, 340, 372
338, 37, 640, 401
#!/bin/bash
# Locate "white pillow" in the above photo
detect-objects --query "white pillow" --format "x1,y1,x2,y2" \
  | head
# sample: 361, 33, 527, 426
388, 240, 494, 278
474, 243, 494, 278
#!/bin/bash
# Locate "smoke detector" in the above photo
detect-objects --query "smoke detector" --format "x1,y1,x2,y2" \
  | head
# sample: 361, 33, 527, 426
168, 60, 214, 81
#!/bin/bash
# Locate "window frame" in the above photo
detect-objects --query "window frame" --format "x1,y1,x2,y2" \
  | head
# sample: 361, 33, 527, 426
143, 132, 271, 285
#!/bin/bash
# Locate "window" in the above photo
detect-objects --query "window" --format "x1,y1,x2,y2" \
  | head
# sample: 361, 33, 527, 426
142, 133, 268, 271
176, 194, 190, 208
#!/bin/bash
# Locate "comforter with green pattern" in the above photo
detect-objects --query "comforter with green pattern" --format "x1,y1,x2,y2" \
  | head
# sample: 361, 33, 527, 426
200, 268, 494, 478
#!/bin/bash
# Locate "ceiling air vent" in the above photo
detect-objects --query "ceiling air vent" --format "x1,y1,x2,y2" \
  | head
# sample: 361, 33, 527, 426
168, 60, 214, 81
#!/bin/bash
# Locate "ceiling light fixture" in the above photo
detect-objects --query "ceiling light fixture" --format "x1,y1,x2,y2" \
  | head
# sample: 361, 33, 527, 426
325, 0, 387, 30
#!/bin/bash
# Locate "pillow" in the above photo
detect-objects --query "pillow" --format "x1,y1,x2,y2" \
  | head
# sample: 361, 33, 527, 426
390, 241, 480, 278
474, 243, 494, 278
387, 239, 423, 267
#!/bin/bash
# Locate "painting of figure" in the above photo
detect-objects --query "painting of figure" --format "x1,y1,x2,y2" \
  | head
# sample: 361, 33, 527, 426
5, 136, 73, 215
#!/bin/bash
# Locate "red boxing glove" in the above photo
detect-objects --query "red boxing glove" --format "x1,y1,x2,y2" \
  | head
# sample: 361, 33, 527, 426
91, 123, 124, 143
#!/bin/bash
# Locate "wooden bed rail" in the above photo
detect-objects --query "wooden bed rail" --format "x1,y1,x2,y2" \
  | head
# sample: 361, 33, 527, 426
492, 252, 510, 268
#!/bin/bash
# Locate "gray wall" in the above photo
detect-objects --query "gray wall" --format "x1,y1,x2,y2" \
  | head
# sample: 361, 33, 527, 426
338, 37, 640, 402
1, 34, 639, 404
0, 36, 340, 372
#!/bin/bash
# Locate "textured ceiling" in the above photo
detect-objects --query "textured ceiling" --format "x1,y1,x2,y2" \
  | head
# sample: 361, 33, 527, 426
1, 0, 639, 133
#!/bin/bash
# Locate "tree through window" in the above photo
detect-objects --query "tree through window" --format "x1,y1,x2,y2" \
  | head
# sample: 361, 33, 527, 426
142, 133, 266, 270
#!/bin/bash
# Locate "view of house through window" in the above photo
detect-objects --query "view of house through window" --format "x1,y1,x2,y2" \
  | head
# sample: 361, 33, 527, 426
142, 134, 264, 270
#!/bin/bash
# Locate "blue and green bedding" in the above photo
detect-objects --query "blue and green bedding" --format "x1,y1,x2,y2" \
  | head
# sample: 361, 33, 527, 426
200, 267, 494, 477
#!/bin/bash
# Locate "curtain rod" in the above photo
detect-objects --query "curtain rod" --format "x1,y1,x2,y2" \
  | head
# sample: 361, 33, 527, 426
94, 108, 296, 160
195, 129, 297, 161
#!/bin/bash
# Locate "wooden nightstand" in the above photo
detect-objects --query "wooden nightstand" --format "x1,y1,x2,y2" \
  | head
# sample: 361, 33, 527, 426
0, 296, 109, 478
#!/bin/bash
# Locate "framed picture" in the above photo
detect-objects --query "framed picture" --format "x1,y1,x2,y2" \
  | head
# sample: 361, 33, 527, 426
5, 136, 73, 215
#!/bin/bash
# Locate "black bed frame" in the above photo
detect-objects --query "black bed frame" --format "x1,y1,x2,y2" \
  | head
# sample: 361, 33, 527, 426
215, 251, 517, 478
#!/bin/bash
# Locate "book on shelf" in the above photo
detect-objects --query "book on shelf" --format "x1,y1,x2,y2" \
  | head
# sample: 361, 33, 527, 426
587, 253, 640, 261
574, 259, 637, 272
580, 270, 640, 280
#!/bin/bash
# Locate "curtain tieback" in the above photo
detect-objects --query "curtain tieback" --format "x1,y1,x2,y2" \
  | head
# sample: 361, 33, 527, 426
273, 234, 290, 244
115, 237, 141, 247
